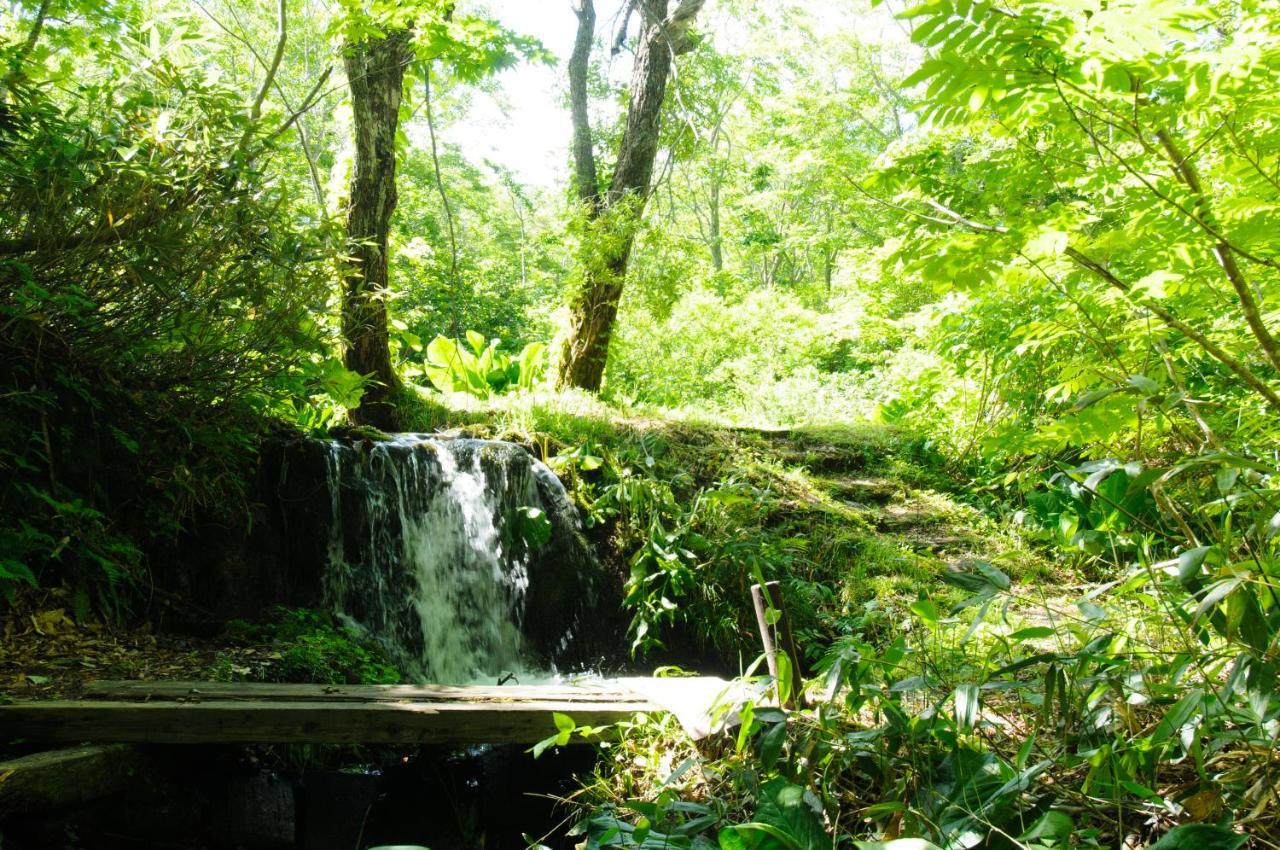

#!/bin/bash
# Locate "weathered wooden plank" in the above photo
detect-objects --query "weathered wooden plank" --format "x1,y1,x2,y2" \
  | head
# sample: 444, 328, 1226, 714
84, 680, 636, 704
0, 744, 147, 815
0, 699, 658, 745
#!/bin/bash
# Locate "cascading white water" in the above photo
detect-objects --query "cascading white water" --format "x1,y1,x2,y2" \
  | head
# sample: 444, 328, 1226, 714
320, 436, 554, 683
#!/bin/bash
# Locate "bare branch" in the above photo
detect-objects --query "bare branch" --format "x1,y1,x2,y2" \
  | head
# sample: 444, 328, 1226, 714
423, 62, 460, 315
611, 0, 637, 56
250, 0, 287, 124
235, 0, 287, 154
922, 198, 1009, 234
266, 66, 334, 142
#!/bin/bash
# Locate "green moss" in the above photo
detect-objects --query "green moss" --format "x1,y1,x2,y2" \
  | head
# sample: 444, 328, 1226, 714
221, 606, 399, 685
328, 424, 393, 442
393, 383, 486, 432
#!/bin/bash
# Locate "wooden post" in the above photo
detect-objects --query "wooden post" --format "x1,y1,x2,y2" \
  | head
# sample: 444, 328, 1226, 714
750, 580, 804, 709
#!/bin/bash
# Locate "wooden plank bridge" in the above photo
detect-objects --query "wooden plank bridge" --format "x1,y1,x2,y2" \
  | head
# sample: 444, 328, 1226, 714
0, 678, 743, 746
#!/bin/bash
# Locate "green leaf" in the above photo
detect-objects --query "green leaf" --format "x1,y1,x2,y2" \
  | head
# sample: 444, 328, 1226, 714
973, 560, 1011, 590
718, 827, 755, 850
726, 823, 802, 850
1009, 626, 1053, 641
1019, 811, 1072, 844
530, 732, 558, 758
1127, 374, 1159, 395
1194, 578, 1243, 622
516, 506, 553, 549
775, 651, 794, 706
0, 559, 37, 588
752, 779, 826, 850
910, 599, 941, 624
757, 720, 787, 769
1151, 689, 1202, 745
1177, 546, 1216, 588
633, 816, 651, 845
736, 701, 755, 754
954, 682, 979, 732
1148, 824, 1246, 850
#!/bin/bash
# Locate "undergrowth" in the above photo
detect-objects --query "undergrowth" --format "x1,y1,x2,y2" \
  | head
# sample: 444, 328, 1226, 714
397, 388, 1006, 662
216, 606, 399, 686
395, 392, 1273, 850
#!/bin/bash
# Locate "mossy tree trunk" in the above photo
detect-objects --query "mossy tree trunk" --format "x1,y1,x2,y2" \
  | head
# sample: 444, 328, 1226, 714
558, 0, 705, 392
341, 30, 412, 430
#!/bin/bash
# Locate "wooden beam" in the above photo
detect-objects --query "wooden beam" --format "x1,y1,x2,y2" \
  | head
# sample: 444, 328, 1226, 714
0, 699, 657, 745
84, 680, 638, 704
0, 744, 147, 816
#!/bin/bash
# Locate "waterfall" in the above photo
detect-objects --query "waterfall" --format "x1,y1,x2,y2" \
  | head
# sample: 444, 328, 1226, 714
312, 435, 598, 684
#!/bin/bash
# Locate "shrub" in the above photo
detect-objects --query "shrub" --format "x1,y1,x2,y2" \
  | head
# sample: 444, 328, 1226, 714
422, 331, 547, 398
223, 607, 400, 685
0, 20, 334, 613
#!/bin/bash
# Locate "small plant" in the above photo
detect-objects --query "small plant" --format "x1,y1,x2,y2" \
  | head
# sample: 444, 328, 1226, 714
424, 331, 546, 398
222, 607, 400, 685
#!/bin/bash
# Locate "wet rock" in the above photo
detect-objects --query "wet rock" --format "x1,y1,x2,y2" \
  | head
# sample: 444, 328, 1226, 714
264, 435, 612, 681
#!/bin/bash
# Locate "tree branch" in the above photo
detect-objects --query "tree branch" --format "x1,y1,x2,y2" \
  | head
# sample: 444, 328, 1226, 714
1064, 246, 1280, 413
1154, 127, 1280, 377
664, 0, 705, 54
250, 0, 287, 124
191, 0, 330, 212
423, 62, 460, 309
855, 179, 1280, 414
1, 0, 51, 96
611, 0, 637, 56
236, 0, 287, 155
265, 66, 334, 142
1055, 76, 1280, 271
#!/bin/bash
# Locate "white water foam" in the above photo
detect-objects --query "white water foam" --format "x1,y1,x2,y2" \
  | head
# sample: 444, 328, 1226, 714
321, 436, 543, 683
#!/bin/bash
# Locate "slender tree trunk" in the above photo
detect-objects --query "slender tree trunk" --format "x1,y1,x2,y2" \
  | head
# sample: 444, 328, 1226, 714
568, 0, 600, 211
708, 170, 723, 272
341, 31, 411, 429
558, 0, 705, 392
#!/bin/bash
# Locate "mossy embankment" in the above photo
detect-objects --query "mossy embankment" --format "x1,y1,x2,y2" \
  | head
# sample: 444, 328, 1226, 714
3, 391, 1048, 696
394, 390, 1053, 670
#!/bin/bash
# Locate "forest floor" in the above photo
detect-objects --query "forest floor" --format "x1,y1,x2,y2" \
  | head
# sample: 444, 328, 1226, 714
0, 596, 328, 701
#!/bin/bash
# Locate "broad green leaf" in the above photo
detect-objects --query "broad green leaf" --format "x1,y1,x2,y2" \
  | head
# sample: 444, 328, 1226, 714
954, 682, 979, 732
1149, 824, 1246, 850
910, 599, 941, 624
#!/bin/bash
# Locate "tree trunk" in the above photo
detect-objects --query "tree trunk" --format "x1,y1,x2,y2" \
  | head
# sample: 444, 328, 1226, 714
341, 30, 411, 430
559, 230, 634, 391
708, 176, 723, 272
568, 0, 600, 211
558, 0, 705, 392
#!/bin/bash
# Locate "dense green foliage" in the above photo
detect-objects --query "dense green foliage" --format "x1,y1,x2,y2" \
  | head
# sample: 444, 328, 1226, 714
0, 4, 338, 613
3, 0, 1280, 847
423, 332, 546, 397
